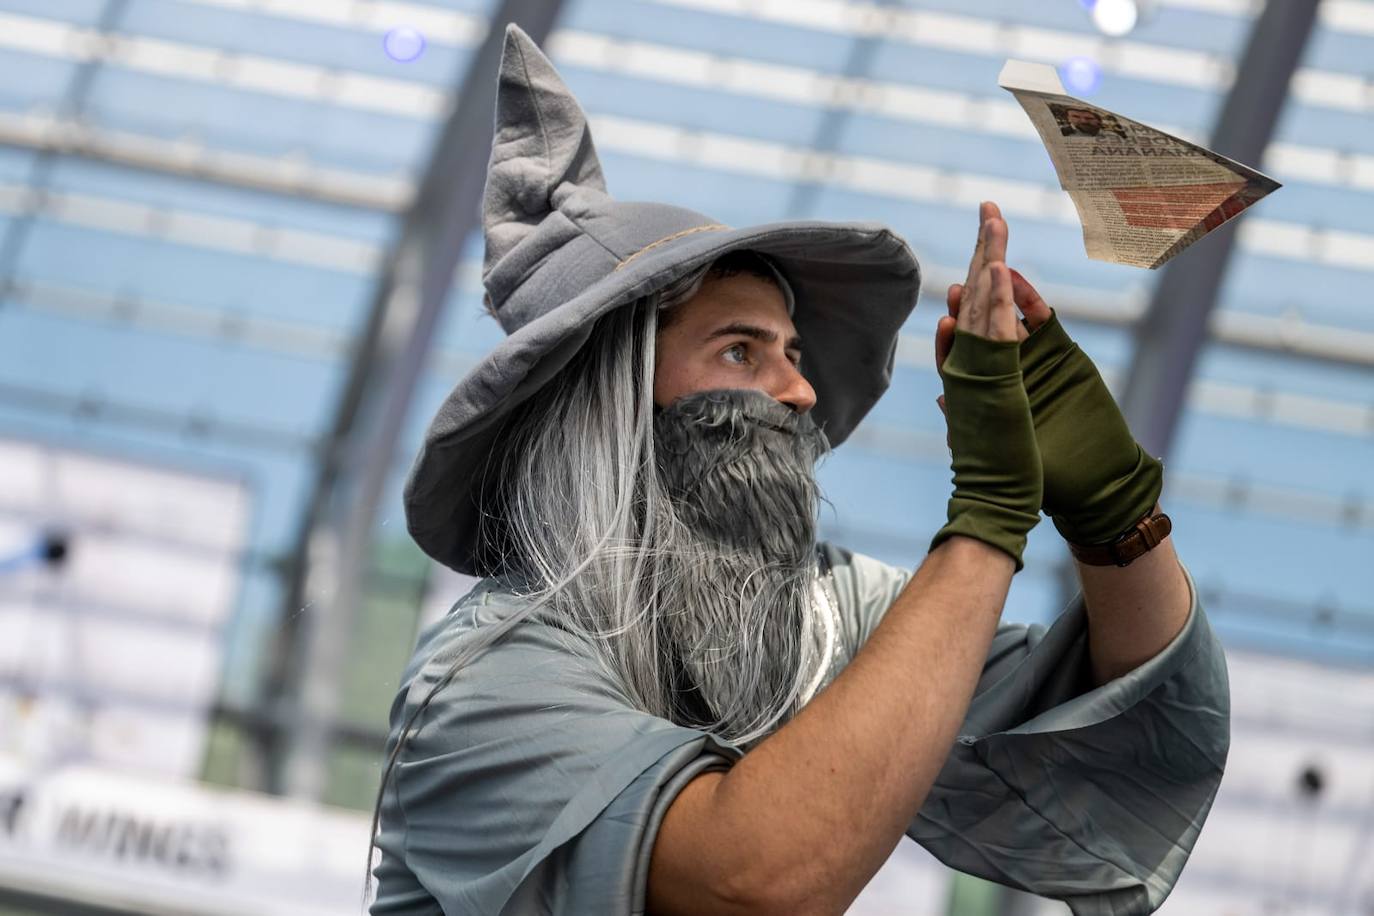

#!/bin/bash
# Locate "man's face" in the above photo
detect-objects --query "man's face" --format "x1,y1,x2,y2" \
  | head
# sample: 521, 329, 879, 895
1067, 108, 1102, 135
653, 273, 817, 413
647, 272, 828, 744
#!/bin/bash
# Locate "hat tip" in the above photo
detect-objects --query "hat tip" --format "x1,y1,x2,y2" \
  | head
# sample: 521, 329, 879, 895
502, 22, 534, 49
499, 22, 548, 74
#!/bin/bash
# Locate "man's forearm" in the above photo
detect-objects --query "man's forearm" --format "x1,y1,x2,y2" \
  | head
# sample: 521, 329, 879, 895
1074, 505, 1192, 686
684, 536, 1012, 915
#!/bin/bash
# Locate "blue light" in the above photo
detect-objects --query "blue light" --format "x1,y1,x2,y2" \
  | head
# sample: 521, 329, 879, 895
0, 543, 40, 574
1059, 56, 1103, 96
384, 26, 426, 63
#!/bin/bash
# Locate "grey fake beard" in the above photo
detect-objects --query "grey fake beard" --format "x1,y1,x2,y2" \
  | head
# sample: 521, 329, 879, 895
651, 389, 830, 745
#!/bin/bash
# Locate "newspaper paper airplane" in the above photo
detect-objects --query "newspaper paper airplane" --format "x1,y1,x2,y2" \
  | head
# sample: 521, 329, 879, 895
998, 60, 1281, 269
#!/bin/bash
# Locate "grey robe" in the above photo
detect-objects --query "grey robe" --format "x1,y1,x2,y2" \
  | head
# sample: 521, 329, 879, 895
370, 543, 1229, 915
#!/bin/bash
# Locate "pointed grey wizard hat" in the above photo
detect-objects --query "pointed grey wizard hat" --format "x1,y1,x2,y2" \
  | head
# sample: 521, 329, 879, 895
405, 25, 922, 575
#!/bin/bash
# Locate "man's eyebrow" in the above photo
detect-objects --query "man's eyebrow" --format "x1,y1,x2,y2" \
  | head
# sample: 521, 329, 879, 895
704, 322, 803, 351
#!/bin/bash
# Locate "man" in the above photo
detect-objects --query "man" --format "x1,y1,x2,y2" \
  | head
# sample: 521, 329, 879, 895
1063, 106, 1106, 137
370, 26, 1229, 916
1060, 106, 1127, 140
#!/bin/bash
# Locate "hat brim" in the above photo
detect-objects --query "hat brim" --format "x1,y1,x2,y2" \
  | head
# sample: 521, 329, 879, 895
405, 219, 920, 575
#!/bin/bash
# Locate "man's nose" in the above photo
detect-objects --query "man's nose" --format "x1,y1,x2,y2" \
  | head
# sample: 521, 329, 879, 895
769, 359, 817, 414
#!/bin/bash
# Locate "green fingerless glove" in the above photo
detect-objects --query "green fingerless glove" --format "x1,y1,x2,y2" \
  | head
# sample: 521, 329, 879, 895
931, 329, 1042, 571
1018, 309, 1163, 545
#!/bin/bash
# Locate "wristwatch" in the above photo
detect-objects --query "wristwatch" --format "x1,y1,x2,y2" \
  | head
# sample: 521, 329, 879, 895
1067, 509, 1172, 567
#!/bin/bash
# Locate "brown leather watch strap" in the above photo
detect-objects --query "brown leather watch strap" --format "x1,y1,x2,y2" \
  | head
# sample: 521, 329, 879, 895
1067, 510, 1172, 567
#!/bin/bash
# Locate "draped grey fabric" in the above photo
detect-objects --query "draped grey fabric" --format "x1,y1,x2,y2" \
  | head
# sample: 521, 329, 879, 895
834, 547, 1232, 915
371, 544, 1228, 915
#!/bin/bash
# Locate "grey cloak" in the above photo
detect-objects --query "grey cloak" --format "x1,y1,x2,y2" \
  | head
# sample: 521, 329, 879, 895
370, 543, 1229, 915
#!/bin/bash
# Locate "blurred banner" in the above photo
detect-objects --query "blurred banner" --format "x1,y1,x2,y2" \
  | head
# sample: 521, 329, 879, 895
0, 755, 367, 915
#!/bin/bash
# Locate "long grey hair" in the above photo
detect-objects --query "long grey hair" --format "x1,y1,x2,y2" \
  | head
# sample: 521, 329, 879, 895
366, 258, 828, 902
476, 256, 827, 742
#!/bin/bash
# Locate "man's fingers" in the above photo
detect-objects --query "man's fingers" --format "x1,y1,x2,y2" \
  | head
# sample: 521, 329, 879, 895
946, 283, 962, 318
935, 315, 956, 370
957, 265, 990, 335
981, 211, 1008, 270
1009, 268, 1052, 330
962, 202, 992, 292
955, 202, 1023, 341
988, 262, 1018, 341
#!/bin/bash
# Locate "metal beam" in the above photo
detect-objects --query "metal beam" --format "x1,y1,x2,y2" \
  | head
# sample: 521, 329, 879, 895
784, 1, 892, 219
0, 380, 314, 453
0, 0, 129, 285
265, 1, 568, 800
1119, 0, 1321, 460
0, 112, 410, 211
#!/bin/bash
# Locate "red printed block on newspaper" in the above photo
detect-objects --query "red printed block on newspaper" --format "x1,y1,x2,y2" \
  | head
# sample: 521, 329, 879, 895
1111, 182, 1249, 230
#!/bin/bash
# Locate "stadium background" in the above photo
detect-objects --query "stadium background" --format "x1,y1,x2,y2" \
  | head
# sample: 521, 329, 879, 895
0, 0, 1371, 913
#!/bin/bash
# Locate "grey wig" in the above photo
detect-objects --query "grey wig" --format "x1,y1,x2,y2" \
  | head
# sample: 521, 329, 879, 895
366, 260, 826, 903
478, 261, 828, 747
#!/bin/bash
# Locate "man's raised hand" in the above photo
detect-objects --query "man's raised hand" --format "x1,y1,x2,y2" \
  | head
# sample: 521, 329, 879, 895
928, 201, 1043, 571
935, 202, 1051, 418
934, 202, 1163, 549
936, 201, 1051, 365
944, 201, 1023, 343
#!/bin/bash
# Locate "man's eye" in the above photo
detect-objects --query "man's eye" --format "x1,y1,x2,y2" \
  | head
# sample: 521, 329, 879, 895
723, 343, 748, 364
